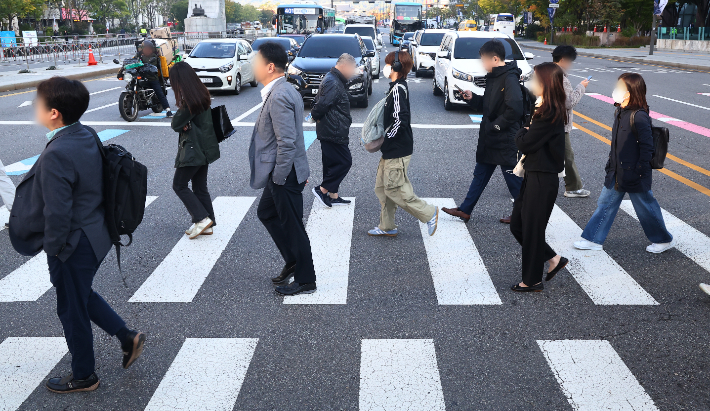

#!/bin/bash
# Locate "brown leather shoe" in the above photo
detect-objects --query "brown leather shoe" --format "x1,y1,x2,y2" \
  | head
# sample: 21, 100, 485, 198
499, 215, 511, 224
442, 207, 470, 223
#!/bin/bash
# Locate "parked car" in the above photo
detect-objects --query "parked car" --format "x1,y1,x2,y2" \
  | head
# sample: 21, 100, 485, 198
251, 37, 300, 62
399, 32, 415, 53
183, 38, 256, 94
458, 20, 478, 31
410, 29, 449, 77
278, 33, 307, 46
361, 36, 380, 79
344, 24, 378, 46
432, 31, 533, 110
286, 34, 374, 107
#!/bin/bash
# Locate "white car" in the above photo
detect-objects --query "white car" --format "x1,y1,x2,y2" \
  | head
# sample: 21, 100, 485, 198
410, 29, 449, 77
361, 36, 380, 78
432, 31, 533, 110
183, 38, 257, 94
344, 24, 378, 48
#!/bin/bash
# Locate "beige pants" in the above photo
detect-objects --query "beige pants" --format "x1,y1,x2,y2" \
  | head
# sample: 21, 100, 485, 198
374, 155, 436, 231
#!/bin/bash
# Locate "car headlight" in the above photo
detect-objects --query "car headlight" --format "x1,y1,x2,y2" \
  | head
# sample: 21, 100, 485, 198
219, 62, 234, 73
357, 64, 366, 75
452, 68, 474, 82
520, 70, 533, 82
287, 65, 302, 76
124, 72, 133, 83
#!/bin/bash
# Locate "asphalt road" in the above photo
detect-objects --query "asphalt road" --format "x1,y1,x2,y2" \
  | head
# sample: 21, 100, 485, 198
1, 43, 710, 411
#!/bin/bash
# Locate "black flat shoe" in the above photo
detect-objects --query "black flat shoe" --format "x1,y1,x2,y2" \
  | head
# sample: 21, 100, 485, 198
546, 257, 569, 282
271, 262, 296, 285
511, 282, 544, 292
122, 330, 146, 369
46, 373, 100, 393
275, 282, 316, 296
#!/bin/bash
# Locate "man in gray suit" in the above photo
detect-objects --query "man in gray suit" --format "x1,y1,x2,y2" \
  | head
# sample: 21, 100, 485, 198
249, 42, 316, 296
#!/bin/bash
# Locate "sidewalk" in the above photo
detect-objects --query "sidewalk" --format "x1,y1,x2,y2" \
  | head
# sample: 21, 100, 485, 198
517, 39, 710, 72
0, 63, 119, 92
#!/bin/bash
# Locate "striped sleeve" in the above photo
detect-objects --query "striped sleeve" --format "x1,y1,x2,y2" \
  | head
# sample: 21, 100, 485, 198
386, 85, 402, 139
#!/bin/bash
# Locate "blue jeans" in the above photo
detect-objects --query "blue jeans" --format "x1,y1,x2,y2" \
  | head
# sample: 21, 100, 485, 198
459, 162, 523, 215
581, 186, 673, 245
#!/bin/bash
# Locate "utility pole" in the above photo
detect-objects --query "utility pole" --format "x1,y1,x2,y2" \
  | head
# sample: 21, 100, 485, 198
649, 14, 658, 55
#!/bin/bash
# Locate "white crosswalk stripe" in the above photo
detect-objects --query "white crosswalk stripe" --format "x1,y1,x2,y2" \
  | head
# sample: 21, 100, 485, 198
0, 206, 8, 232
284, 197, 355, 304
546, 205, 659, 305
129, 196, 255, 303
419, 198, 502, 305
144, 338, 259, 411
359, 339, 446, 411
0, 337, 67, 411
538, 339, 658, 411
620, 200, 710, 272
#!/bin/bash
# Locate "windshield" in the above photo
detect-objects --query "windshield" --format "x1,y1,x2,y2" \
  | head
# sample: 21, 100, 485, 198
278, 12, 321, 34
467, 24, 477, 28
453, 37, 524, 60
403, 32, 414, 40
283, 35, 306, 45
344, 26, 375, 38
395, 5, 420, 20
420, 32, 445, 46
189, 42, 236, 58
497, 15, 514, 22
362, 38, 375, 51
252, 38, 292, 51
298, 37, 362, 58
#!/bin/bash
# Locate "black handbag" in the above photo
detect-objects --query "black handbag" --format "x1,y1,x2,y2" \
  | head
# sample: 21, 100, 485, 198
211, 105, 235, 143
630, 109, 669, 170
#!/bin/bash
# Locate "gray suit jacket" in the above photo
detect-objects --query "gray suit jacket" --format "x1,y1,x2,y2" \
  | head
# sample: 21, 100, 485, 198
249, 77, 310, 189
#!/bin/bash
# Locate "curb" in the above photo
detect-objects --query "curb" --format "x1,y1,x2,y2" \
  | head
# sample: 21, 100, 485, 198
519, 43, 710, 72
0, 65, 118, 93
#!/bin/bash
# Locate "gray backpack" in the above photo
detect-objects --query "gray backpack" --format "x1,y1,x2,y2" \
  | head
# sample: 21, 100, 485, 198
361, 84, 407, 153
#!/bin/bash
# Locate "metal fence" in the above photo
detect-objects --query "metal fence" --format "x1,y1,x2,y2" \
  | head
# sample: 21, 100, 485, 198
657, 26, 710, 41
175, 30, 275, 53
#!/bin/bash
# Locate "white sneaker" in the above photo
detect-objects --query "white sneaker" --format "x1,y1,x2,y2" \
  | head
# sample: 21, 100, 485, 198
564, 189, 591, 198
646, 240, 674, 254
185, 223, 196, 235
699, 283, 710, 296
189, 217, 213, 239
427, 207, 439, 236
573, 239, 603, 251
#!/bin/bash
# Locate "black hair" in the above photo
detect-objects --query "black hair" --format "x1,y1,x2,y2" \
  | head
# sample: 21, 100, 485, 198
36, 76, 90, 125
479, 40, 506, 61
257, 41, 288, 72
551, 45, 577, 63
169, 61, 212, 114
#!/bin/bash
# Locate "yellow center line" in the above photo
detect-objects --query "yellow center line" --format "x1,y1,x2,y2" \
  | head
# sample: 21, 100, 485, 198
574, 110, 710, 177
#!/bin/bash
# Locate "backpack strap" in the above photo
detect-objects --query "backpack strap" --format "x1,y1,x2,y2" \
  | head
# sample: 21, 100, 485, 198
84, 125, 107, 160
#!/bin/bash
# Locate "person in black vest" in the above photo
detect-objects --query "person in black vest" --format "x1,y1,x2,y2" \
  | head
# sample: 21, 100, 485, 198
442, 40, 524, 224
8, 77, 145, 393
310, 53, 355, 207
509, 62, 568, 292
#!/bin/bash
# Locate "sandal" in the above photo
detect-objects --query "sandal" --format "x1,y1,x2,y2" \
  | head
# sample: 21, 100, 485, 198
546, 257, 569, 282
511, 282, 544, 292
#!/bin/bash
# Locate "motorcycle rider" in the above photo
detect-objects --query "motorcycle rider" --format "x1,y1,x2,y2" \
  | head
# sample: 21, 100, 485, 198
135, 40, 173, 117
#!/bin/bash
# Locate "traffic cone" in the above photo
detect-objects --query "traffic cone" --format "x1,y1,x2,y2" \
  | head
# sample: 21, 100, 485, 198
603, 26, 607, 33
617, 24, 621, 32
88, 45, 97, 66
544, 37, 547, 45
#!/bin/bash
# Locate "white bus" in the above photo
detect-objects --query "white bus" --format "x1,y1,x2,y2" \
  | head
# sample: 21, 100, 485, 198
490, 13, 515, 37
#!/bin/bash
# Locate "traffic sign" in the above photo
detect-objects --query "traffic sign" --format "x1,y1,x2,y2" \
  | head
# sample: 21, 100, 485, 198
549, 3, 559, 8
547, 7, 556, 20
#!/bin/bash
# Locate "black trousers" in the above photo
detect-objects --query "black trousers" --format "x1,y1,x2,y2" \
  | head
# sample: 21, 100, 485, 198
147, 80, 170, 110
173, 165, 216, 225
47, 233, 126, 379
320, 140, 352, 194
509, 171, 559, 286
257, 167, 316, 284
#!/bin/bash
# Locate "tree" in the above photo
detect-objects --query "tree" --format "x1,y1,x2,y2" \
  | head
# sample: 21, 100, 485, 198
259, 8, 274, 24
86, 0, 128, 29
170, 0, 188, 28
225, 0, 242, 23
241, 4, 260, 22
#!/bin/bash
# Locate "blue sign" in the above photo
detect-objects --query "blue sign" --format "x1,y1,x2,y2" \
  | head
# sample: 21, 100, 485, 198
547, 7, 556, 21
549, 0, 559, 3
0, 31, 16, 47
284, 8, 294, 14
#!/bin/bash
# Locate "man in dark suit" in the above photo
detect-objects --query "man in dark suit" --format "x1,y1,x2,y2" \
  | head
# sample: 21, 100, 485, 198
9, 77, 145, 393
248, 42, 316, 296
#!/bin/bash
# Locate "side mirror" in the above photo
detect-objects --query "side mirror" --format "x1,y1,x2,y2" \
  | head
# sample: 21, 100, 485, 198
524, 52, 534, 60
436, 50, 448, 59
365, 50, 375, 57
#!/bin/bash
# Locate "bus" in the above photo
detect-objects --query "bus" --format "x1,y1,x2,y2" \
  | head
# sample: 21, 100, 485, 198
275, 4, 336, 35
490, 13, 515, 37
388, 2, 423, 45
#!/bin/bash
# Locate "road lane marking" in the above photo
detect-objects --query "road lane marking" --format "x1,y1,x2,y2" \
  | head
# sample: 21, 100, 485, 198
129, 196, 255, 303
538, 340, 658, 411
0, 197, 158, 302
360, 339, 446, 411
567, 73, 599, 81
546, 205, 658, 305
89, 86, 121, 95
0, 120, 480, 129
144, 338, 258, 411
652, 94, 710, 111
231, 102, 263, 124
418, 198, 502, 305
284, 197, 355, 305
620, 200, 710, 272
469, 114, 482, 123
17, 100, 31, 108
85, 102, 118, 113
0, 337, 68, 411
0, 90, 35, 98
0, 206, 8, 232
303, 130, 317, 149
698, 93, 710, 96
5, 129, 129, 175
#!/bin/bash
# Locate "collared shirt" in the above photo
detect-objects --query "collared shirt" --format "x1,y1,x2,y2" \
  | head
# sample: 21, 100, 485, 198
46, 122, 77, 141
260, 76, 284, 102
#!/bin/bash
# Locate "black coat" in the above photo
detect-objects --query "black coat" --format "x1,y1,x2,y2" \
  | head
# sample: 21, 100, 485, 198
605, 107, 654, 193
515, 115, 565, 174
467, 62, 523, 166
382, 79, 413, 159
311, 67, 352, 145
9, 123, 112, 263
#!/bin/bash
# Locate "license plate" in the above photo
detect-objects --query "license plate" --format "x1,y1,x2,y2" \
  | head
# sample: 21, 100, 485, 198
311, 88, 318, 95
200, 78, 213, 84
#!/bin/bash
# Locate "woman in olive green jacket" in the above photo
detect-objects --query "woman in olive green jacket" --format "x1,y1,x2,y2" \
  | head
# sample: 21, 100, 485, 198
169, 62, 220, 239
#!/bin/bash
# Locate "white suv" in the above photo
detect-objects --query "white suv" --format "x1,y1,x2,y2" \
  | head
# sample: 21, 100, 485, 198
432, 31, 534, 110
410, 29, 449, 77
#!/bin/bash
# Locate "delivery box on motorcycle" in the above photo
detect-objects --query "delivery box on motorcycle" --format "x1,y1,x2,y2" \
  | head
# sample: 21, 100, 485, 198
150, 27, 172, 39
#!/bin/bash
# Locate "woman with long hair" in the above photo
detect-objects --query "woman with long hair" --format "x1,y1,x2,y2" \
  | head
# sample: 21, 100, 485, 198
574, 73, 673, 253
509, 62, 568, 292
169, 61, 220, 239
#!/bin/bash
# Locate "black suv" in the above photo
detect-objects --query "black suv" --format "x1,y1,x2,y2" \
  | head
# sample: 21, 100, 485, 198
286, 34, 374, 107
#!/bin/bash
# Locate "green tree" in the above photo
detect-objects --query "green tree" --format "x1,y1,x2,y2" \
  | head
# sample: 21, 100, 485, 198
86, 0, 128, 29
225, 0, 242, 23
241, 4, 260, 22
259, 8, 274, 24
170, 0, 188, 28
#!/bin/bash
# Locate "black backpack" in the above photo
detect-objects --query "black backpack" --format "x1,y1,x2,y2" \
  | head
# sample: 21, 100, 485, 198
520, 82, 535, 127
630, 110, 669, 169
86, 126, 148, 269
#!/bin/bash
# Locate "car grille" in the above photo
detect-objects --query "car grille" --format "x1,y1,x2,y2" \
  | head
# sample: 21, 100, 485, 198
428, 52, 436, 59
193, 68, 220, 72
304, 72, 327, 86
474, 76, 486, 88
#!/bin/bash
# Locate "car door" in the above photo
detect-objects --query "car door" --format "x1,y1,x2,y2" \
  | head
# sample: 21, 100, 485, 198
239, 41, 254, 82
435, 35, 450, 87
441, 36, 453, 83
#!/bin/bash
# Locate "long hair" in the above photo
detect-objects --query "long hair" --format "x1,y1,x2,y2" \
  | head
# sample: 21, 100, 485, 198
532, 62, 568, 125
169, 61, 211, 114
618, 72, 649, 111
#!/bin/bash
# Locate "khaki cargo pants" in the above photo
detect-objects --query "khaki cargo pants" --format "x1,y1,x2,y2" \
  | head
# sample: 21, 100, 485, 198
374, 155, 436, 231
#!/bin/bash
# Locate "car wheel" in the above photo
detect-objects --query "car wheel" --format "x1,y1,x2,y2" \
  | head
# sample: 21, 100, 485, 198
233, 74, 241, 95
432, 75, 442, 96
414, 69, 420, 78
444, 81, 455, 111
249, 77, 257, 87
368, 78, 372, 96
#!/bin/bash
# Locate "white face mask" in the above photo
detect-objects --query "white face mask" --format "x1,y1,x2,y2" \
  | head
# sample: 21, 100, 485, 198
612, 88, 628, 104
382, 64, 392, 79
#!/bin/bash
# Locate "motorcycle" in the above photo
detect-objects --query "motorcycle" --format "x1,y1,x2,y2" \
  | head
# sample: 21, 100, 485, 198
114, 58, 168, 122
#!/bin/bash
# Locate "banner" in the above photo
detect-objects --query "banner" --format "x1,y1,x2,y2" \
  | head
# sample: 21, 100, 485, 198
654, 0, 669, 16
22, 31, 38, 47
0, 31, 17, 47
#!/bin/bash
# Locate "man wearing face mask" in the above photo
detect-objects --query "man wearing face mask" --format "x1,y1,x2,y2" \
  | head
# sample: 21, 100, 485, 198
442, 40, 524, 224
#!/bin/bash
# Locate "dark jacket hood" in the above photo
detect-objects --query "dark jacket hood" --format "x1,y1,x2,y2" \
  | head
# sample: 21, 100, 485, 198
330, 67, 348, 84
487, 61, 522, 79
